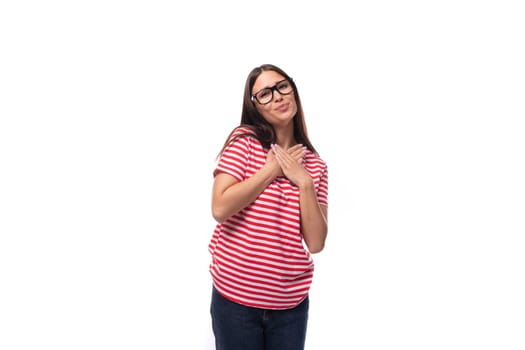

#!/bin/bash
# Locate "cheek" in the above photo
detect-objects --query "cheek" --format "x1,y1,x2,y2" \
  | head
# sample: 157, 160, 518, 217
288, 99, 298, 116
291, 101, 298, 115
256, 105, 273, 118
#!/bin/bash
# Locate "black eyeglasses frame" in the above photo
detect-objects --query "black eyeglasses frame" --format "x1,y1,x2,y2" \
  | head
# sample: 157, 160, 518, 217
250, 79, 294, 105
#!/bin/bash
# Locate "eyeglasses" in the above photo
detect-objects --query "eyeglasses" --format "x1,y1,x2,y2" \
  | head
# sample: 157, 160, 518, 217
251, 79, 293, 105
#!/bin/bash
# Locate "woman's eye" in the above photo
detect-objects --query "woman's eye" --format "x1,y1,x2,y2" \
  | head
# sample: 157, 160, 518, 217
258, 90, 271, 99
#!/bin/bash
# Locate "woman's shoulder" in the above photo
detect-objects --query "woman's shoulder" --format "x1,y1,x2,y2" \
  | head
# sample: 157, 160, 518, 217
230, 125, 257, 139
225, 126, 260, 147
304, 149, 328, 168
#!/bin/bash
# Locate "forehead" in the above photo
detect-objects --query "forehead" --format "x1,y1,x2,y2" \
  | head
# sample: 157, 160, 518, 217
252, 70, 286, 92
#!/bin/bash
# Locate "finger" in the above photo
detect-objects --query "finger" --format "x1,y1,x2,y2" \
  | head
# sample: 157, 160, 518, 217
289, 148, 305, 163
284, 144, 303, 157
289, 147, 305, 158
273, 145, 294, 167
286, 144, 303, 152
288, 145, 302, 154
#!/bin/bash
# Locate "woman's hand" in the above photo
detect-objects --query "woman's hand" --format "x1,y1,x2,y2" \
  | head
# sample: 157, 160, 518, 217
271, 144, 311, 187
265, 144, 305, 178
264, 146, 283, 178
286, 144, 306, 165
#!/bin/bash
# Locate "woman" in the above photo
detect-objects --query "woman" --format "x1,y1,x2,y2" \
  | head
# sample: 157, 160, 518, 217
208, 64, 328, 350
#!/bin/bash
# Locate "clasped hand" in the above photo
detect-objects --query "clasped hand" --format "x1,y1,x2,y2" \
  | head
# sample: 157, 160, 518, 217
267, 144, 311, 187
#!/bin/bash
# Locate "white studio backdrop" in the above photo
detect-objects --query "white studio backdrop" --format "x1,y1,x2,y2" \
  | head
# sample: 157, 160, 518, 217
1, 1, 524, 349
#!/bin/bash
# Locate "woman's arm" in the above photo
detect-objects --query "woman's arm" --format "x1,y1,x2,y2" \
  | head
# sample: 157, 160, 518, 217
211, 163, 278, 223
297, 184, 328, 254
272, 144, 328, 253
211, 144, 307, 223
212, 144, 288, 223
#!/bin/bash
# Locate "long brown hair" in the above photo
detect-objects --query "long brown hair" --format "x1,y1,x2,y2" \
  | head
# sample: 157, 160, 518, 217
217, 64, 318, 158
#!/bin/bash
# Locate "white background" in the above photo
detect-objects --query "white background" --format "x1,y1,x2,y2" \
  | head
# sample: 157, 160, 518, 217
1, 1, 524, 349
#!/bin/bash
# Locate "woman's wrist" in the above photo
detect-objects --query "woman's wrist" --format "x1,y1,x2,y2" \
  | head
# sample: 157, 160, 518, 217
296, 177, 314, 190
260, 162, 281, 182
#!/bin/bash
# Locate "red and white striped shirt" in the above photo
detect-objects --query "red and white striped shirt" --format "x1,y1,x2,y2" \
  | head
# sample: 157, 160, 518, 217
208, 127, 328, 310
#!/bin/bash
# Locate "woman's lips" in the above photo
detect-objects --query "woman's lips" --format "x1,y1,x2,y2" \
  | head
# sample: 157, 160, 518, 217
275, 103, 289, 112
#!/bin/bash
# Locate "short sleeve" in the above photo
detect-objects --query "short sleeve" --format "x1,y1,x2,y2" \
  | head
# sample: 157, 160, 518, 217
317, 166, 328, 207
213, 136, 251, 182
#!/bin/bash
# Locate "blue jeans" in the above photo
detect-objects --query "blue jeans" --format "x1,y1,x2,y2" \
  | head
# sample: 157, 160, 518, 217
210, 286, 309, 350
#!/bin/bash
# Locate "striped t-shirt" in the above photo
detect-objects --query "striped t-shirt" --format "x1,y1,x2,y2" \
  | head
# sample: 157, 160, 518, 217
208, 127, 328, 310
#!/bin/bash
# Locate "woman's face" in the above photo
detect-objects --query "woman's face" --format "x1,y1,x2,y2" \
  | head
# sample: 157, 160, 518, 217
251, 70, 297, 128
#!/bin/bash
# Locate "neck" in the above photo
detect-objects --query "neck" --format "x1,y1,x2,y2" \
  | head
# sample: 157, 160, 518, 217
274, 125, 296, 149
